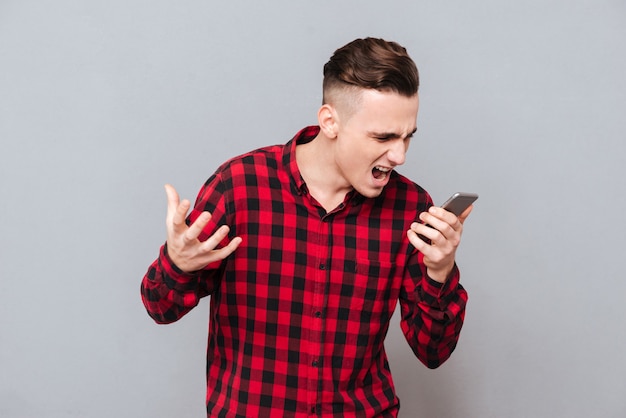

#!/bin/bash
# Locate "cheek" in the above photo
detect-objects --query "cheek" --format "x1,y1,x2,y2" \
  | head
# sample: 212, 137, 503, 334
345, 150, 369, 172
336, 137, 374, 173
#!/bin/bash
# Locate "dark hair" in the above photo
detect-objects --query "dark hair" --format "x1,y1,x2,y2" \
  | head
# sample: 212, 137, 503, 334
323, 37, 419, 102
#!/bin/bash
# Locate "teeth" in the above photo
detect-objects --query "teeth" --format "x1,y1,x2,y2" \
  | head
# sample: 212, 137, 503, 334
373, 166, 391, 180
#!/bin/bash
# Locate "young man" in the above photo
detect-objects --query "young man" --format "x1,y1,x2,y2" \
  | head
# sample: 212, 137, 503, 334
141, 37, 472, 417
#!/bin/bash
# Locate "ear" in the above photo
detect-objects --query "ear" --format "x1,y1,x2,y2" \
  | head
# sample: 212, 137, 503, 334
318, 104, 339, 139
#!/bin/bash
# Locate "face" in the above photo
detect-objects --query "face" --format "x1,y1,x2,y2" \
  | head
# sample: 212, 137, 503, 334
329, 89, 419, 198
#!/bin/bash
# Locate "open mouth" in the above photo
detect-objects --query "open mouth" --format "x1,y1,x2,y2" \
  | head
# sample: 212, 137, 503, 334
372, 166, 391, 180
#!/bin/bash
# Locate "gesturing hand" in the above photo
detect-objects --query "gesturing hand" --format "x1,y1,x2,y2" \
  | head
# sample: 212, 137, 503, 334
407, 205, 473, 283
164, 184, 242, 273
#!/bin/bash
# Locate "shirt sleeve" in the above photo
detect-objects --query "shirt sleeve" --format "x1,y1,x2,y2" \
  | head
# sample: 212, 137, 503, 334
140, 171, 231, 324
398, 250, 468, 369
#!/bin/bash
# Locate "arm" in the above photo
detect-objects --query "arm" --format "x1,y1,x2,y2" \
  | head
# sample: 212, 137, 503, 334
140, 183, 241, 324
400, 205, 473, 368
398, 258, 467, 368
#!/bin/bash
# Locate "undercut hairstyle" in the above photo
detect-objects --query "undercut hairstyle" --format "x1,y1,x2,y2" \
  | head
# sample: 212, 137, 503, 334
322, 37, 420, 107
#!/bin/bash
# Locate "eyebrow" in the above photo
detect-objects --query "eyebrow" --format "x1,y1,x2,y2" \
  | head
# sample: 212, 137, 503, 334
369, 127, 418, 140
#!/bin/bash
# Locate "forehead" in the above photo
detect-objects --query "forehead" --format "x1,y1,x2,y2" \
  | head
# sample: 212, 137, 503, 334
346, 89, 419, 131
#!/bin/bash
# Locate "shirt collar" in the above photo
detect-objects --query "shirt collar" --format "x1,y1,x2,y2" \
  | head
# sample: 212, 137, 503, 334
283, 126, 320, 195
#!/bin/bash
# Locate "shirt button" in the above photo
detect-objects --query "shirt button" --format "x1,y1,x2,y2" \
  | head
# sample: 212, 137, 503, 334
312, 359, 319, 367
319, 263, 325, 270
314, 311, 322, 318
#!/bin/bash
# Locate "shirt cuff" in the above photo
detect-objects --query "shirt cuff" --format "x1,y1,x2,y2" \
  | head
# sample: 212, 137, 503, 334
158, 244, 200, 287
420, 263, 461, 304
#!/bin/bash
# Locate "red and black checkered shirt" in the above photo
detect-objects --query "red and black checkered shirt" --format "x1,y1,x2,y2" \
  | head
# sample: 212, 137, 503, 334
141, 126, 468, 417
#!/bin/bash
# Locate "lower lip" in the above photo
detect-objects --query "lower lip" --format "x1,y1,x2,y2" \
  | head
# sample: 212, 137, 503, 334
372, 171, 390, 186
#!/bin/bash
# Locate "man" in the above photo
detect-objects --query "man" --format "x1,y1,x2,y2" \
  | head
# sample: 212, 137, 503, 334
141, 37, 472, 417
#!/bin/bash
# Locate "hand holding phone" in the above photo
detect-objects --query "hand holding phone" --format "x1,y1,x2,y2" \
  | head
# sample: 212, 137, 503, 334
411, 192, 477, 282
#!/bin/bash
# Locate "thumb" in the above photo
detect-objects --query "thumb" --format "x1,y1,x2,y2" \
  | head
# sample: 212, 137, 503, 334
164, 184, 180, 221
458, 205, 474, 224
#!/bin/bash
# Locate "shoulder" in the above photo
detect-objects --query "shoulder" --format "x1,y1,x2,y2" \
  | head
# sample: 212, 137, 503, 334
213, 144, 284, 179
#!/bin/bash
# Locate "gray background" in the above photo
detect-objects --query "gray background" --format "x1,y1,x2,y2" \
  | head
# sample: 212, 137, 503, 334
1, 0, 625, 417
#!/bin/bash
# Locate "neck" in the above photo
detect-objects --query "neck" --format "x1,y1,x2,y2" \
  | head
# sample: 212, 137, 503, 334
295, 132, 352, 212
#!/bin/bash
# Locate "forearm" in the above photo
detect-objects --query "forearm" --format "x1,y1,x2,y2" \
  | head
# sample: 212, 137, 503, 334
140, 244, 218, 324
400, 264, 468, 368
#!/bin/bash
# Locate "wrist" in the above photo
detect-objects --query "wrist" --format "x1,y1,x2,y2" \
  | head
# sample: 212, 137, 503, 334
426, 264, 454, 284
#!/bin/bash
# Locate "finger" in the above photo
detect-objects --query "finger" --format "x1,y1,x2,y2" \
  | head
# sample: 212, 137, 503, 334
412, 223, 452, 258
419, 210, 456, 238
184, 211, 212, 243
198, 225, 232, 252
458, 205, 474, 224
164, 184, 180, 223
408, 222, 440, 244
407, 229, 427, 249
407, 229, 442, 262
165, 184, 190, 234
205, 236, 243, 264
428, 206, 459, 226
172, 199, 192, 233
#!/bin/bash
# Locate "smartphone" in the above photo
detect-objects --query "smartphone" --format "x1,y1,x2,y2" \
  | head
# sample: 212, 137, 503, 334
417, 192, 478, 241
440, 192, 478, 216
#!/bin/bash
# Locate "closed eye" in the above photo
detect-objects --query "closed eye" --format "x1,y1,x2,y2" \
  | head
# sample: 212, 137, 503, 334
372, 127, 417, 142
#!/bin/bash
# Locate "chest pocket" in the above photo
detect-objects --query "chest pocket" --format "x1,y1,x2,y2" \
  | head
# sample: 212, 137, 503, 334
329, 259, 399, 340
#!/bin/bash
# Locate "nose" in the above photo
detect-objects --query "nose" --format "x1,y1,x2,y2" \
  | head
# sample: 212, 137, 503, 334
387, 138, 409, 166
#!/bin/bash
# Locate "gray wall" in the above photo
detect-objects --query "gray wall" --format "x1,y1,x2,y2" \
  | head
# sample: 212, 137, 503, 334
1, 1, 625, 417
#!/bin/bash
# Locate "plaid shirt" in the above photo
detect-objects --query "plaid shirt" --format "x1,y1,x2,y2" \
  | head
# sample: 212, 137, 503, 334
141, 126, 468, 417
